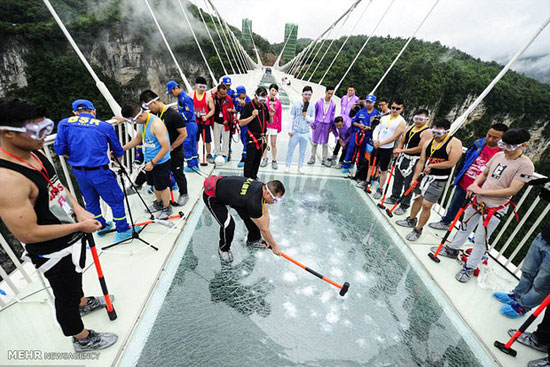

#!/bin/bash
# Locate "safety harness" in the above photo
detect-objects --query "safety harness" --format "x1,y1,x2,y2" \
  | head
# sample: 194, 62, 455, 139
246, 101, 267, 151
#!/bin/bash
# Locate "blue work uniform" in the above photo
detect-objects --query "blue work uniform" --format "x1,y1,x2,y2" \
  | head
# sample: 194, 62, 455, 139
177, 91, 198, 168
227, 88, 235, 100
235, 95, 251, 159
343, 107, 380, 169
54, 113, 129, 232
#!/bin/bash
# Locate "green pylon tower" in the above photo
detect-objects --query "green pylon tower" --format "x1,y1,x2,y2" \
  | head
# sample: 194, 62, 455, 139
283, 23, 298, 64
242, 18, 253, 48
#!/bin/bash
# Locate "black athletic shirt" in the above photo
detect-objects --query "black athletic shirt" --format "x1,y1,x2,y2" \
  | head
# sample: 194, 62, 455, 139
0, 151, 82, 255
157, 106, 186, 151
240, 100, 269, 141
215, 176, 265, 218
404, 125, 428, 156
425, 137, 453, 177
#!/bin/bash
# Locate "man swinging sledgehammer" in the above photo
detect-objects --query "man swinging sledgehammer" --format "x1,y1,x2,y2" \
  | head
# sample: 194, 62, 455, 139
203, 175, 284, 262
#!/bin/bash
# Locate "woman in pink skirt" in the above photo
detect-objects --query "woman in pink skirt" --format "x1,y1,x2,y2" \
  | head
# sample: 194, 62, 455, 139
261, 83, 283, 169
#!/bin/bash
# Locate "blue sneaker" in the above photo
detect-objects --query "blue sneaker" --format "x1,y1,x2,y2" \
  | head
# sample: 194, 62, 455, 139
493, 292, 517, 305
114, 225, 144, 243
184, 166, 194, 172
341, 168, 349, 174
146, 186, 154, 194
97, 222, 113, 237
500, 302, 527, 319
237, 159, 245, 168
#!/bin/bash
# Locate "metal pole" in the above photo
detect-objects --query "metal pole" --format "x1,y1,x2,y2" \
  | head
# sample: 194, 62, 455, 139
42, 0, 122, 115
196, 2, 228, 75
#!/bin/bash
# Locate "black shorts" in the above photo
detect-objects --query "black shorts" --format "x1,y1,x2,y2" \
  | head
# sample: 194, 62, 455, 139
376, 147, 393, 171
196, 124, 212, 143
145, 160, 171, 191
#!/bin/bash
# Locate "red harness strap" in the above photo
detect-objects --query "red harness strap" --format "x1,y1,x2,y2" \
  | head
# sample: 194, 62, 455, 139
471, 196, 519, 227
352, 131, 365, 164
203, 175, 224, 197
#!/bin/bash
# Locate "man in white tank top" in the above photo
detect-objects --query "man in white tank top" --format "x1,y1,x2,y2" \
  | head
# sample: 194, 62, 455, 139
371, 99, 407, 199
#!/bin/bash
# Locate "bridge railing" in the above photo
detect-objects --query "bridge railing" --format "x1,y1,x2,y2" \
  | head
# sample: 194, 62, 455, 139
1, 101, 548, 308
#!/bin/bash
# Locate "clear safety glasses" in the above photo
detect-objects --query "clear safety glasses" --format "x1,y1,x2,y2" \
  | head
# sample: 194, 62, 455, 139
126, 108, 143, 124
197, 84, 207, 91
498, 139, 521, 152
430, 128, 449, 137
413, 115, 429, 123
0, 118, 54, 140
266, 185, 284, 203
141, 97, 159, 110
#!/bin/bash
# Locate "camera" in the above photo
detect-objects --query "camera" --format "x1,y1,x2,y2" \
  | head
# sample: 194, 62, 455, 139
371, 115, 382, 129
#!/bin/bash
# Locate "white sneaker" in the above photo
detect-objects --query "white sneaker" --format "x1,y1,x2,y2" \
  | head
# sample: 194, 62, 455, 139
260, 157, 268, 167
218, 248, 233, 262
307, 156, 315, 165
297, 167, 304, 174
284, 166, 290, 173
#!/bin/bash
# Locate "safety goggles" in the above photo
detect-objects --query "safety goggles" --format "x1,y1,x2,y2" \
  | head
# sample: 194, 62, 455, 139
257, 95, 268, 103
302, 92, 312, 97
126, 108, 143, 124
430, 128, 449, 137
266, 185, 284, 203
413, 115, 429, 123
0, 118, 54, 140
497, 139, 521, 152
197, 84, 207, 91
141, 97, 159, 110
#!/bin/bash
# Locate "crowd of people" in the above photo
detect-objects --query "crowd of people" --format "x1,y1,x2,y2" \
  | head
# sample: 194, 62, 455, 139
0, 73, 548, 366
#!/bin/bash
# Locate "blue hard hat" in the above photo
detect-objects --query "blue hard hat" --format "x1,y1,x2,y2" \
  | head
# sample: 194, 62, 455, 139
366, 95, 377, 103
72, 99, 95, 111
222, 77, 232, 85
166, 80, 179, 95
236, 86, 246, 95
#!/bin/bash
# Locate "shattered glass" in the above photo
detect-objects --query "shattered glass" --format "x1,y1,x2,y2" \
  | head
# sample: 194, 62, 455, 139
137, 173, 489, 366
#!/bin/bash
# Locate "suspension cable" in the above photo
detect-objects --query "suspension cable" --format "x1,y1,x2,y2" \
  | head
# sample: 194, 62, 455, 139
42, 0, 122, 115
207, 0, 244, 74
334, 0, 397, 93
319, 0, 372, 85
307, 4, 356, 82
143, 0, 193, 92
284, 0, 362, 74
299, 24, 336, 79
274, 27, 295, 68
203, 0, 235, 74
450, 14, 550, 134
194, 1, 228, 75
369, 0, 440, 95
177, 0, 217, 83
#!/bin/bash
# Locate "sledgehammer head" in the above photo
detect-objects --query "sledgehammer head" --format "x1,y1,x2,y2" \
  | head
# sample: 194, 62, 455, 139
428, 252, 441, 263
339, 282, 350, 297
377, 203, 386, 209
494, 341, 517, 357
385, 208, 393, 218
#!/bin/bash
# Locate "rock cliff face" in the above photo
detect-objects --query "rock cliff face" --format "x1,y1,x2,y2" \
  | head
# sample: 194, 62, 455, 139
0, 32, 209, 100
0, 41, 28, 95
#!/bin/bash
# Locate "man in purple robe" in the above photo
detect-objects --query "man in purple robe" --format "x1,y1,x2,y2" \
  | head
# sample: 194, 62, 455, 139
340, 86, 359, 130
309, 86, 336, 166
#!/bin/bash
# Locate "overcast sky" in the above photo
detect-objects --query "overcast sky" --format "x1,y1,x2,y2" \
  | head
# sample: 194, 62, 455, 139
196, 0, 550, 81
